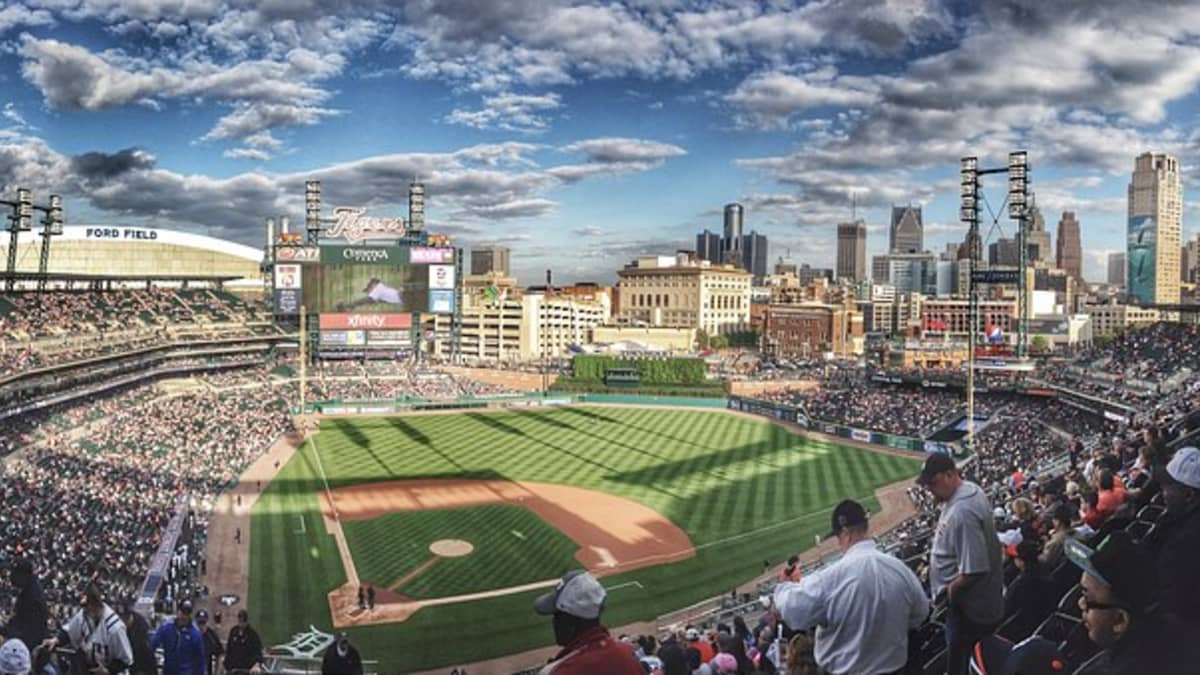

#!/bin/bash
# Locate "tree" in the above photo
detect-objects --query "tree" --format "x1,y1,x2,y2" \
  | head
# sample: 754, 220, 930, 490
1030, 335, 1051, 353
710, 335, 730, 350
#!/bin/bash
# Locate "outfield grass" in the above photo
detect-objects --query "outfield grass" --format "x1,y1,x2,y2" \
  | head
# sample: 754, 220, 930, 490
343, 505, 579, 599
248, 406, 921, 672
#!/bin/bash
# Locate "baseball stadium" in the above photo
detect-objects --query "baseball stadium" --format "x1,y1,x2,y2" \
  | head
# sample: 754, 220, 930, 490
2, 191, 1199, 675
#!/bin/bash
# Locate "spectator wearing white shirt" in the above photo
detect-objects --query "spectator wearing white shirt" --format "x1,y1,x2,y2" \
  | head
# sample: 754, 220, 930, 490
772, 499, 929, 675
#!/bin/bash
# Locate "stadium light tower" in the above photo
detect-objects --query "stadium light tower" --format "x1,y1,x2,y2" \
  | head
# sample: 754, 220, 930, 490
960, 157, 980, 455
3, 188, 36, 291
35, 194, 65, 292
1008, 151, 1030, 359
305, 180, 322, 245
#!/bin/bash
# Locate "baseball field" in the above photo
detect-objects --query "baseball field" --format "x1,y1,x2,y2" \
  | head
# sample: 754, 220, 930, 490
246, 406, 921, 672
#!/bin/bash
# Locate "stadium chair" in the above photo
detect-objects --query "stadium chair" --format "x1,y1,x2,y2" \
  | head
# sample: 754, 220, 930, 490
1057, 584, 1082, 618
1137, 503, 1164, 522
1034, 612, 1080, 645
1124, 519, 1153, 542
1058, 619, 1099, 667
921, 647, 947, 675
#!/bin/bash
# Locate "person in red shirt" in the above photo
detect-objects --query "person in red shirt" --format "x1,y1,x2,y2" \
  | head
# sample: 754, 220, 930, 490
534, 570, 642, 675
1096, 470, 1127, 520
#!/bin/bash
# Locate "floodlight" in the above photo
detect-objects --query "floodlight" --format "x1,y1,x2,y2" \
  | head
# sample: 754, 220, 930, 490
961, 157, 978, 172
1008, 151, 1027, 168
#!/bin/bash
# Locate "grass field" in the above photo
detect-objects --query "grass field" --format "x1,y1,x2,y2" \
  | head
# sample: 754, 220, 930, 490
248, 406, 921, 672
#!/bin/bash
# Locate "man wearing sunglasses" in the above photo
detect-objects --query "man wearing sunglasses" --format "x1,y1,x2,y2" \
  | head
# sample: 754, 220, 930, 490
1069, 531, 1198, 673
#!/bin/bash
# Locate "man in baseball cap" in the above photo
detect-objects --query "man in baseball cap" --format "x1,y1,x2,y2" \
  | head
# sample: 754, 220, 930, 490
773, 499, 929, 674
1067, 532, 1200, 673
0, 639, 30, 675
1146, 446, 1200, 622
532, 570, 641, 674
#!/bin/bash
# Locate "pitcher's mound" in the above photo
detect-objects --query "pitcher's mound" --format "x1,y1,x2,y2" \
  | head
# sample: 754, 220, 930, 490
430, 539, 474, 557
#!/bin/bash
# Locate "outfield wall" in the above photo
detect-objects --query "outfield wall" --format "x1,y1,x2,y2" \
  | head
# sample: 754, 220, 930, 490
309, 392, 729, 415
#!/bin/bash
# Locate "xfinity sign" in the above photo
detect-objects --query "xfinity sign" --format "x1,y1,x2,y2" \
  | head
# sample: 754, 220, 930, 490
325, 207, 406, 243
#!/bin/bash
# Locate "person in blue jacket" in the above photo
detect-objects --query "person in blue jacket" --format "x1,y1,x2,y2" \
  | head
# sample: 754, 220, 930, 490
151, 600, 205, 675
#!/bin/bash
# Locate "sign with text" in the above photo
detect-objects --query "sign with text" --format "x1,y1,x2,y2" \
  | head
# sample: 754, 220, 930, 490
320, 245, 398, 264
428, 289, 455, 314
275, 264, 301, 290
274, 289, 300, 315
368, 330, 411, 346
277, 246, 319, 262
971, 269, 1020, 284
320, 313, 413, 330
429, 264, 455, 289
410, 247, 455, 264
325, 207, 407, 243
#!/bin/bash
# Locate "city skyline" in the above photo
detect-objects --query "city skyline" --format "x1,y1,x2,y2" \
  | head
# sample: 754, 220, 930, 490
0, 2, 1198, 285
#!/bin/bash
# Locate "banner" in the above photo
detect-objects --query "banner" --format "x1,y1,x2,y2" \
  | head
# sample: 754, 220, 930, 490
1127, 214, 1157, 304
368, 330, 411, 346
429, 289, 456, 314
411, 247, 455, 263
276, 246, 319, 262
275, 264, 301, 289
429, 264, 456, 289
850, 429, 872, 442
320, 244, 399, 264
320, 313, 413, 329
274, 289, 300, 315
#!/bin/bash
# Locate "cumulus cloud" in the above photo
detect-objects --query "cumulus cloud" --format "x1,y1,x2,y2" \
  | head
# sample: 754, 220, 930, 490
0, 134, 684, 243
726, 68, 878, 129
444, 92, 562, 132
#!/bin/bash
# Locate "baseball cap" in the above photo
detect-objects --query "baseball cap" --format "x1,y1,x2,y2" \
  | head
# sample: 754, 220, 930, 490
196, 609, 209, 622
1066, 531, 1158, 613
0, 639, 31, 675
533, 570, 606, 620
178, 599, 194, 613
1166, 446, 1200, 490
917, 453, 957, 486
971, 635, 1066, 675
685, 628, 701, 641
828, 499, 868, 537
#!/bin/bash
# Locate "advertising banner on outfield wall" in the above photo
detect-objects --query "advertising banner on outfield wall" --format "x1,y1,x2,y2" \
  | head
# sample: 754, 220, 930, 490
320, 313, 413, 330
850, 429, 872, 443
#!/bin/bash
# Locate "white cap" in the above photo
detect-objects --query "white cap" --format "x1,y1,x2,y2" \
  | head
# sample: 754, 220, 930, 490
0, 639, 30, 675
533, 570, 606, 620
1167, 447, 1200, 490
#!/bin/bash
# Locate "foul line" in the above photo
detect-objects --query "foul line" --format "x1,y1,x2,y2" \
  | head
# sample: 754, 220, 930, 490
309, 434, 361, 586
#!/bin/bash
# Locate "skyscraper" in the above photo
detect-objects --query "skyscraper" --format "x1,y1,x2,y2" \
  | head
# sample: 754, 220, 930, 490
1026, 202, 1052, 264
836, 220, 867, 282
1056, 211, 1083, 283
470, 245, 511, 276
1108, 252, 1126, 287
1184, 233, 1200, 284
696, 229, 722, 263
741, 231, 768, 277
1127, 152, 1182, 305
723, 203, 744, 265
889, 205, 923, 254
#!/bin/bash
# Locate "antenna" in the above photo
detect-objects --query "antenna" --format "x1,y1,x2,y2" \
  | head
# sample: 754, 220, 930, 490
851, 191, 857, 220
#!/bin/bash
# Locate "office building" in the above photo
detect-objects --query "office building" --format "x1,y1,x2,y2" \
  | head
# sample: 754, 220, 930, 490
1056, 211, 1083, 283
742, 231, 769, 277
1026, 202, 1052, 264
889, 205, 923, 254
616, 256, 751, 335
1108, 252, 1126, 287
871, 252, 938, 295
836, 220, 867, 282
988, 238, 1021, 267
1127, 152, 1182, 305
696, 229, 722, 264
723, 203, 744, 266
470, 245, 510, 276
1182, 233, 1200, 284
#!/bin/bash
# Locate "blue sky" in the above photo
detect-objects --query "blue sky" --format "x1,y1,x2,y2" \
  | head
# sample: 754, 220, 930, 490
1, 1, 1198, 284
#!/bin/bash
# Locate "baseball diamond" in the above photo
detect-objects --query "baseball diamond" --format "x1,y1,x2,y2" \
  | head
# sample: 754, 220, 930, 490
235, 405, 921, 672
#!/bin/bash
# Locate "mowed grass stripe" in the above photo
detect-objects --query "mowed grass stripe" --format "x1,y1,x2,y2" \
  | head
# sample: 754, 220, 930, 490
251, 407, 922, 672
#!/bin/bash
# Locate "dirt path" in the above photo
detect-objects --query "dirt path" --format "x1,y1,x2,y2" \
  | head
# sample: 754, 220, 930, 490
407, 474, 919, 675
320, 478, 697, 629
200, 425, 307, 619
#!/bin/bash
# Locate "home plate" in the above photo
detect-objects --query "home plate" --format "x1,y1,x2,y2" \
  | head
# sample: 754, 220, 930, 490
430, 539, 474, 557
591, 546, 618, 568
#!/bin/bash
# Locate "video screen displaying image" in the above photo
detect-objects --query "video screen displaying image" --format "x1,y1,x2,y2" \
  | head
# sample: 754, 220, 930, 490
1127, 215, 1156, 303
302, 263, 429, 314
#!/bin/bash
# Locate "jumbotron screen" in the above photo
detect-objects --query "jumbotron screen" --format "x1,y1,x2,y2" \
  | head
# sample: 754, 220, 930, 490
299, 244, 455, 315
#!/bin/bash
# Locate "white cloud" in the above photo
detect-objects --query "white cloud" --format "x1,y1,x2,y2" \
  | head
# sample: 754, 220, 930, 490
0, 5, 54, 34
726, 68, 879, 130
444, 92, 562, 133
